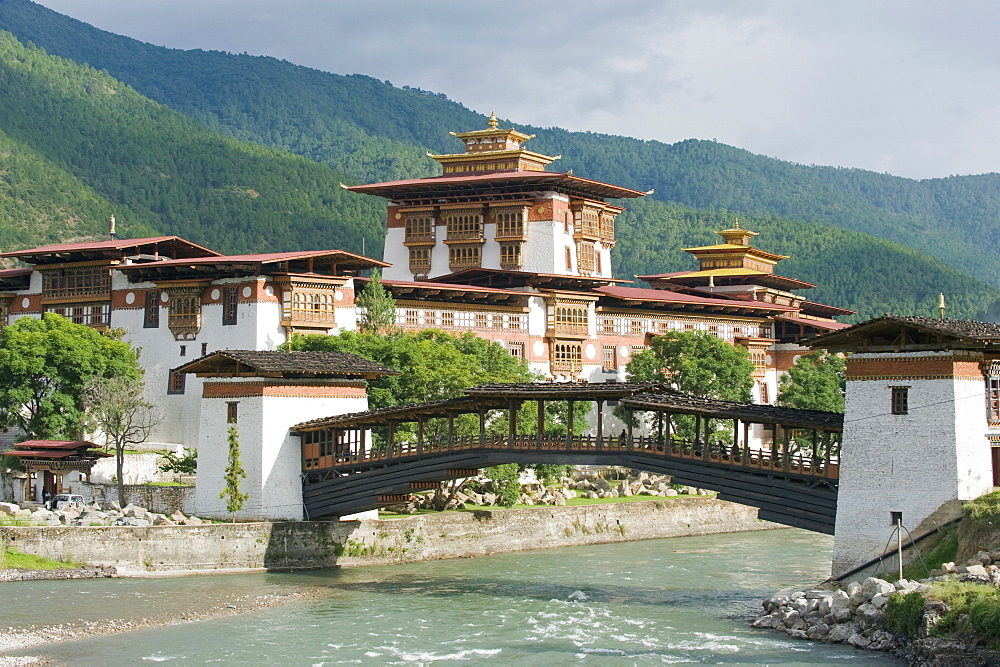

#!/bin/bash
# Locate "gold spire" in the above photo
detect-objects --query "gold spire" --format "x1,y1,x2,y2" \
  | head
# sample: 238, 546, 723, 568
487, 110, 499, 128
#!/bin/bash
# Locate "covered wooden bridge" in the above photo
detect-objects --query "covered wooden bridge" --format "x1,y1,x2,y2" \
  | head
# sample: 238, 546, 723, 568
294, 383, 842, 533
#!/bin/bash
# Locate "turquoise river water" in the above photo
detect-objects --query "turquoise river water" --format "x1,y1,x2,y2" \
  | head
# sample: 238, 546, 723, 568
1, 528, 901, 664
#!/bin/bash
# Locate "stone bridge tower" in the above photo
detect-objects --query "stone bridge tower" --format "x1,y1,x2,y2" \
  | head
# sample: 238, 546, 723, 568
808, 315, 999, 578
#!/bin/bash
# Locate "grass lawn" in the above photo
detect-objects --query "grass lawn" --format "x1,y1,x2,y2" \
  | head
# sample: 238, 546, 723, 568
0, 546, 78, 570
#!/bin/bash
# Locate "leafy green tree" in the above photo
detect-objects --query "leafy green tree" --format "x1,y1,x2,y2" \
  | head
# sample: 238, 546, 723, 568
626, 331, 754, 402
625, 331, 754, 443
84, 375, 162, 503
777, 351, 846, 413
158, 449, 198, 476
485, 463, 521, 507
220, 425, 249, 522
0, 313, 141, 440
356, 269, 398, 335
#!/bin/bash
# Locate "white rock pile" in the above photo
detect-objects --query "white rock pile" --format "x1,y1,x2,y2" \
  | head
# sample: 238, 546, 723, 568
0, 501, 205, 527
753, 577, 926, 650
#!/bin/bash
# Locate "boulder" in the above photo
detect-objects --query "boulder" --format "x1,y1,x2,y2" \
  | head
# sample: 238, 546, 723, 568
170, 511, 187, 522
871, 593, 889, 609
0, 502, 18, 516
827, 623, 854, 643
806, 623, 830, 640
122, 517, 150, 527
552, 492, 567, 506
183, 516, 203, 526
481, 492, 497, 506
618, 482, 632, 497
125, 506, 148, 520
847, 632, 871, 648
969, 551, 992, 566
153, 515, 177, 526
963, 564, 989, 579
860, 577, 894, 601
833, 608, 853, 623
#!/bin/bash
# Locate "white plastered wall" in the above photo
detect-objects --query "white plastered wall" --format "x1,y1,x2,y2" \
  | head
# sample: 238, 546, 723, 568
194, 381, 369, 521
831, 353, 994, 578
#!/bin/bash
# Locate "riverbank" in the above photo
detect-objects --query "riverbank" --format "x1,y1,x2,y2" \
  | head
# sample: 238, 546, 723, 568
1, 496, 779, 575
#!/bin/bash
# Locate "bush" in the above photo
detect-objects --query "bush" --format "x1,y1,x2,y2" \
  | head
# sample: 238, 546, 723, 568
158, 450, 197, 475
886, 591, 926, 638
963, 490, 1000, 521
969, 598, 1000, 639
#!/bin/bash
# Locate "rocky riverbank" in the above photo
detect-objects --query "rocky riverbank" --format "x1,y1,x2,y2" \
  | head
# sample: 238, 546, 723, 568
1, 500, 205, 527
753, 550, 1000, 665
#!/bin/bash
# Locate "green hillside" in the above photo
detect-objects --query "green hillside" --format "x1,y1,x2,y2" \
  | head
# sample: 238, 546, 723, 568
3, 0, 999, 286
0, 29, 386, 256
0, 4, 998, 320
615, 198, 1000, 321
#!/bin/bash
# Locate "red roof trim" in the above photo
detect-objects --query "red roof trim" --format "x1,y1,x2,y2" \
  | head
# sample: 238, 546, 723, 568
595, 285, 798, 311
363, 277, 526, 296
347, 171, 647, 199
116, 249, 389, 269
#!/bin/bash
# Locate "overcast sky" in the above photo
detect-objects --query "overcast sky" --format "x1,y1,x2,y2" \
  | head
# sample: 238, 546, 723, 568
32, 0, 1000, 180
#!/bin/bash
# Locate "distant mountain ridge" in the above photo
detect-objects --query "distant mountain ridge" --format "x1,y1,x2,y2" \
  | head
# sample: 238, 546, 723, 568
0, 0, 999, 320
3, 0, 998, 289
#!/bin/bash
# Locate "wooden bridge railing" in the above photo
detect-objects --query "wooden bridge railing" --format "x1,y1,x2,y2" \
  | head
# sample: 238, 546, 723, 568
310, 434, 839, 480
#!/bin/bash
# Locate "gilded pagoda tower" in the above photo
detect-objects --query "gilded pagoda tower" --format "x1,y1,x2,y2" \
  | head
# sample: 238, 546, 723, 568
348, 113, 646, 281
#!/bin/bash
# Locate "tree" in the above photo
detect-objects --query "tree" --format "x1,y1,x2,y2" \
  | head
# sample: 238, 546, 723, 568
0, 313, 142, 440
625, 331, 755, 442
84, 376, 162, 502
777, 351, 846, 413
485, 463, 521, 507
356, 269, 398, 335
626, 331, 755, 402
220, 425, 249, 522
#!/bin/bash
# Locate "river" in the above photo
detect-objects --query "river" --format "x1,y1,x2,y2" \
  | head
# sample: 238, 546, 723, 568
1, 528, 900, 664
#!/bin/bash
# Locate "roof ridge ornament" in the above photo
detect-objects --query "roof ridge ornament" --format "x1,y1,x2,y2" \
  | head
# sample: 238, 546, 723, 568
487, 110, 499, 128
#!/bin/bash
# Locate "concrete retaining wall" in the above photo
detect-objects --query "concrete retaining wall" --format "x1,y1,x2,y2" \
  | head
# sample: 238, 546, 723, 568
0, 498, 779, 573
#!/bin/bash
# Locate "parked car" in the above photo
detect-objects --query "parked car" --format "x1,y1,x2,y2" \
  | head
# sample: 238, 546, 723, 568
48, 494, 87, 510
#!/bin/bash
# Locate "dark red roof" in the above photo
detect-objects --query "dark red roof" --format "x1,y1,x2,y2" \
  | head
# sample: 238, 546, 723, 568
777, 315, 851, 331
595, 285, 798, 312
1, 237, 220, 263
346, 171, 647, 200
13, 440, 100, 450
118, 249, 388, 268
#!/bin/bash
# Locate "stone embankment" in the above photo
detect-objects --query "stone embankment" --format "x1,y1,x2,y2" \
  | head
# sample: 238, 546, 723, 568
2, 496, 777, 574
0, 500, 205, 527
753, 549, 1000, 664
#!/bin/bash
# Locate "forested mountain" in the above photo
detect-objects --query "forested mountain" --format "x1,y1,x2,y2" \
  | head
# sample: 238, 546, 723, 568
3, 0, 999, 287
0, 1, 998, 320
0, 29, 385, 255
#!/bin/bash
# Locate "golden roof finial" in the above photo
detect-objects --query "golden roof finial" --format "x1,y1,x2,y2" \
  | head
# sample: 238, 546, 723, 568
487, 110, 499, 129
733, 218, 741, 229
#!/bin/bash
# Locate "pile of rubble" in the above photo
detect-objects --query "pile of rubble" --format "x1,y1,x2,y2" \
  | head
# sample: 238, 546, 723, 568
0, 501, 206, 527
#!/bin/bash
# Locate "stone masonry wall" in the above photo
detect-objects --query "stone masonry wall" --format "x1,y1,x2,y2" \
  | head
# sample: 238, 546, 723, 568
0, 498, 778, 573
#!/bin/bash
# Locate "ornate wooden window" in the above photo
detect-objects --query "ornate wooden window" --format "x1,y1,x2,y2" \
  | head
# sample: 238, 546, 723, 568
601, 317, 616, 334
494, 208, 526, 239
445, 211, 483, 241
759, 382, 769, 404
168, 370, 186, 395
891, 386, 909, 415
508, 342, 525, 359
574, 208, 601, 238
553, 305, 588, 336
408, 247, 431, 275
448, 244, 481, 270
474, 312, 488, 330
576, 242, 596, 274
404, 215, 435, 243
227, 402, 239, 424
565, 247, 573, 270
439, 311, 455, 327
550, 342, 583, 373
599, 211, 616, 245
507, 313, 524, 330
405, 309, 419, 325
988, 364, 1000, 425
499, 243, 523, 270
41, 266, 110, 299
45, 303, 109, 327
223, 287, 238, 326
144, 291, 160, 328
602, 346, 617, 371
629, 319, 643, 336
164, 286, 204, 340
